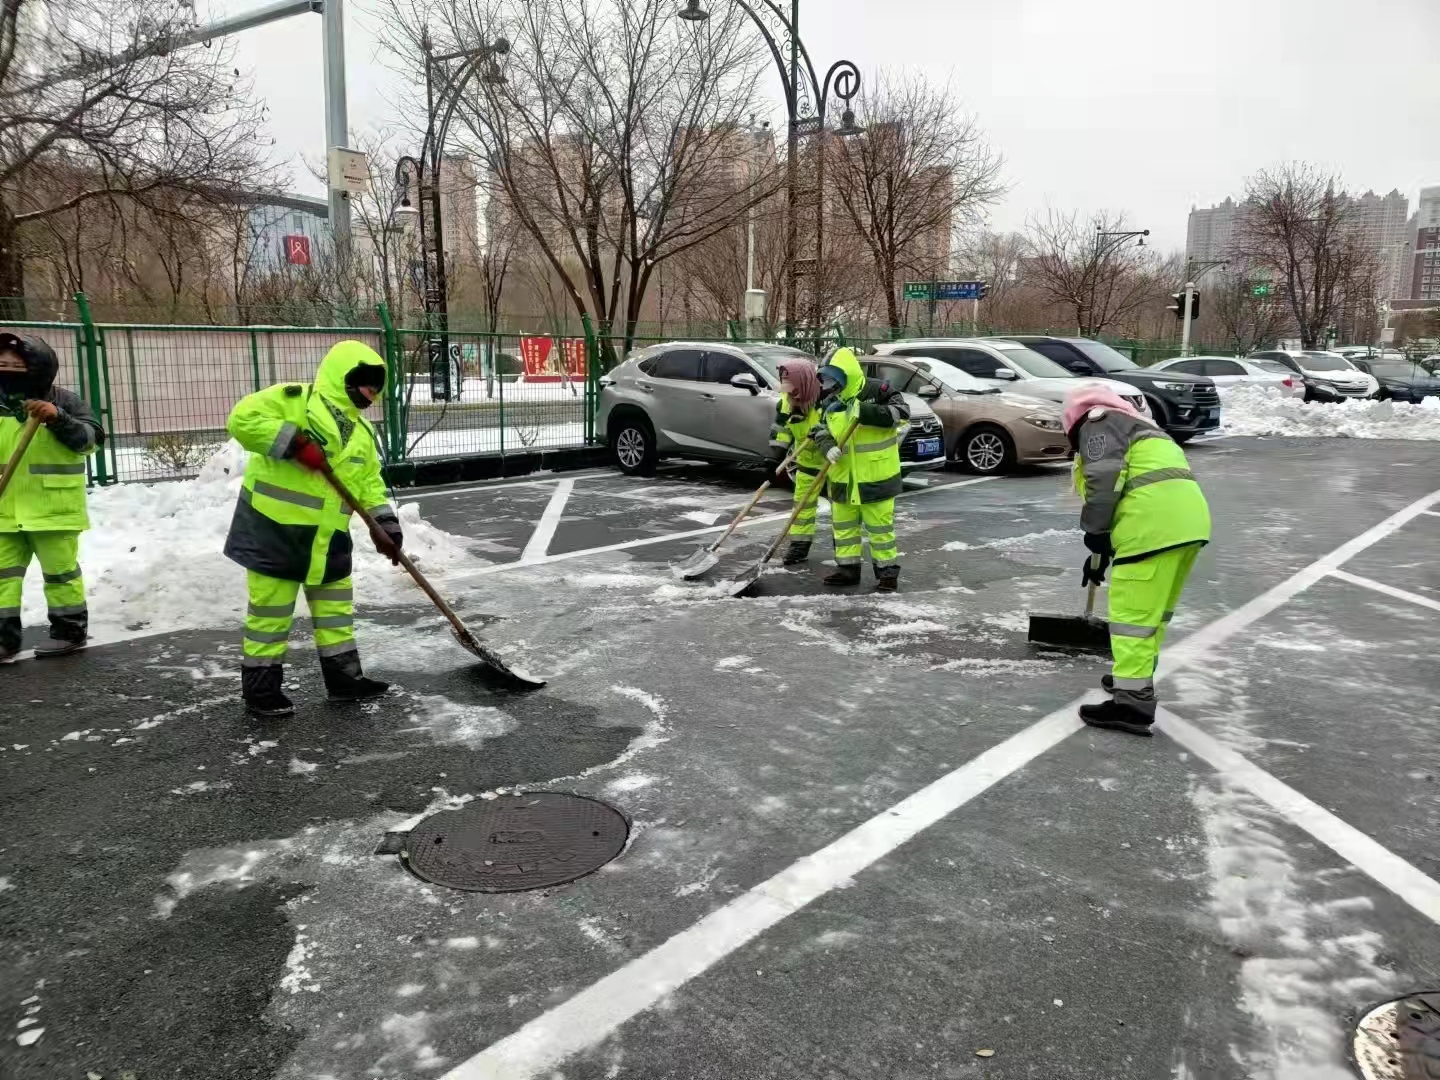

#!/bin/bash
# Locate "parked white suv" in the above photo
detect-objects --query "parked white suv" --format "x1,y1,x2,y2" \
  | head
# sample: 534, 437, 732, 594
870, 338, 1152, 417
597, 341, 947, 476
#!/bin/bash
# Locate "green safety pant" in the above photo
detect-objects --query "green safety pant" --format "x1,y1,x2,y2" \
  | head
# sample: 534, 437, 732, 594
830, 498, 898, 568
1107, 543, 1202, 718
790, 466, 820, 540
243, 570, 355, 669
0, 531, 87, 650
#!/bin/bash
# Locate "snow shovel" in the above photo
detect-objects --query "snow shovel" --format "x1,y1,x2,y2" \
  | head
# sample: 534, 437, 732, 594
721, 418, 860, 599
671, 439, 810, 581
316, 463, 547, 690
0, 415, 43, 502
1026, 553, 1112, 656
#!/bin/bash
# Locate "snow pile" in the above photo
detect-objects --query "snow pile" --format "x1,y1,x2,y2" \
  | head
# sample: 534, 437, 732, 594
21, 441, 475, 633
1220, 384, 1440, 440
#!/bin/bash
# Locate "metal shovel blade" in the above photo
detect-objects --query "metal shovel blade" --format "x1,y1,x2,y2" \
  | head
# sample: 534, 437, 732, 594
671, 542, 721, 581
452, 627, 548, 689
1026, 613, 1112, 656
720, 561, 765, 598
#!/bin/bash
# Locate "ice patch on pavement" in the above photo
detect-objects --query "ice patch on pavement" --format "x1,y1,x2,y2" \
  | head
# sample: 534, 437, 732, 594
606, 773, 656, 793
376, 1012, 447, 1071
578, 686, 671, 777
398, 694, 516, 749
870, 619, 948, 636
280, 936, 320, 993
22, 441, 479, 633
1221, 384, 1440, 439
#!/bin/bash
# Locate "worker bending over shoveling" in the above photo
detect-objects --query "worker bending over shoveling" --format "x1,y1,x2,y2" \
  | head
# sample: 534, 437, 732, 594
1065, 385, 1211, 736
224, 341, 402, 718
0, 332, 103, 659
810, 347, 909, 592
769, 357, 827, 566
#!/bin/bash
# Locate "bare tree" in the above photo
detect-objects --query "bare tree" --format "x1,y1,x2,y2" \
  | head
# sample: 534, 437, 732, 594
1233, 164, 1369, 349
1024, 209, 1157, 337
380, 0, 781, 361
0, 0, 275, 307
1196, 274, 1295, 354
828, 72, 1004, 331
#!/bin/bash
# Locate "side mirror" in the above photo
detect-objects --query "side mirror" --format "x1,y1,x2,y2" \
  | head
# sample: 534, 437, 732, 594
917, 382, 942, 399
730, 371, 761, 395
992, 368, 1019, 381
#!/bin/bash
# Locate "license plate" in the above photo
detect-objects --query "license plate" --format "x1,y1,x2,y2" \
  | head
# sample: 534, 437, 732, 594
914, 437, 941, 458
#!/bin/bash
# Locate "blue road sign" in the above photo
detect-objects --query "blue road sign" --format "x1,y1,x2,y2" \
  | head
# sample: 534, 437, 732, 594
935, 281, 984, 301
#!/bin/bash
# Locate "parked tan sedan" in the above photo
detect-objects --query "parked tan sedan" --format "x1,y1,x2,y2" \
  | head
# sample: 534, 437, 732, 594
860, 354, 1070, 474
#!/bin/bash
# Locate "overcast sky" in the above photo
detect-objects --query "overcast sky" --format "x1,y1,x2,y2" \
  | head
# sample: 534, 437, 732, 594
213, 0, 1440, 252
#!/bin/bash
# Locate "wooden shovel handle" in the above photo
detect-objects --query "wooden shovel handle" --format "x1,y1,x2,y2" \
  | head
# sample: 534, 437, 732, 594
316, 462, 472, 641
760, 418, 860, 565
706, 438, 809, 554
0, 415, 44, 503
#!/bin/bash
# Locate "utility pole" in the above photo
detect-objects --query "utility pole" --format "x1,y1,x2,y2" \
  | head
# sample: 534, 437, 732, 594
322, 0, 351, 244
1180, 280, 1196, 356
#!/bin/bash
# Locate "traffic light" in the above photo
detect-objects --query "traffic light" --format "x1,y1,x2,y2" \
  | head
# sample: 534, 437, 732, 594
1189, 291, 1200, 320
977, 281, 988, 300
1169, 291, 1201, 321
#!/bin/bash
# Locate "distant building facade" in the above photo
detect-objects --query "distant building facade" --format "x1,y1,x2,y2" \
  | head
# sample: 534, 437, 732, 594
1407, 187, 1440, 301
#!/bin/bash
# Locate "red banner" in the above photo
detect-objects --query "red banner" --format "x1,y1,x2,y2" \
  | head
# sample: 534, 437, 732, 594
518, 337, 587, 382
283, 235, 311, 266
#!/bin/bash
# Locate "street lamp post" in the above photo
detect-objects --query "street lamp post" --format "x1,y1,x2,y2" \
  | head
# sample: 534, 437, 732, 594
1177, 257, 1227, 356
393, 31, 508, 402
1088, 227, 1149, 337
678, 0, 864, 342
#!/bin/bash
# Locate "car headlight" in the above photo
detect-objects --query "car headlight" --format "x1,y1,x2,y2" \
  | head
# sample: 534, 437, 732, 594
1155, 381, 1192, 393
1023, 414, 1063, 431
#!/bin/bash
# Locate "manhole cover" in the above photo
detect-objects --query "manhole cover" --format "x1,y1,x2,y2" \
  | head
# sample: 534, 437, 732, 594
401, 793, 628, 893
1352, 992, 1440, 1079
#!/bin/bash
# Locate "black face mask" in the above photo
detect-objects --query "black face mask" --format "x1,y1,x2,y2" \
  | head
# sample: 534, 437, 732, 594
0, 334, 58, 402
344, 364, 386, 409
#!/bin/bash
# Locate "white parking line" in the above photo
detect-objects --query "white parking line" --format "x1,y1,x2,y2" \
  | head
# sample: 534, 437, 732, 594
1158, 707, 1440, 925
520, 479, 576, 564
1327, 568, 1440, 614
399, 470, 613, 501
440, 485, 1440, 1080
453, 476, 999, 578
1423, 509, 1440, 518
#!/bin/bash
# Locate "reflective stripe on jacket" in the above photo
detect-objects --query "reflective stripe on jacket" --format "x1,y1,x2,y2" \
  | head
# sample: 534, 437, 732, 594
1072, 408, 1211, 560
223, 341, 391, 585
769, 394, 827, 471
0, 387, 101, 533
811, 348, 909, 504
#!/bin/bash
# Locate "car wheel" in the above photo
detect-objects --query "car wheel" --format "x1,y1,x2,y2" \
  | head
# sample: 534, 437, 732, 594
957, 425, 1015, 475
610, 413, 657, 476
1144, 395, 1170, 429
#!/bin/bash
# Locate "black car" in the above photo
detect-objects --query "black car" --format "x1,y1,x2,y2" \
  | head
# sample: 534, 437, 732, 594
1351, 357, 1440, 403
1006, 336, 1221, 442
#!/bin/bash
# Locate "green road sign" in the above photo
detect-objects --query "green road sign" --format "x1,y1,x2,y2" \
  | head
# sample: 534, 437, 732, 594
1250, 282, 1273, 298
902, 281, 933, 302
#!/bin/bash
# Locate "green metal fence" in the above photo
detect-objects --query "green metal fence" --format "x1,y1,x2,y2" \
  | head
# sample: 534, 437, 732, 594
1, 291, 1231, 484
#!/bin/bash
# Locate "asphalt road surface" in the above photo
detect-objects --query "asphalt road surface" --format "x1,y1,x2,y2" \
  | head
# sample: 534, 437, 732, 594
3, 437, 1439, 1080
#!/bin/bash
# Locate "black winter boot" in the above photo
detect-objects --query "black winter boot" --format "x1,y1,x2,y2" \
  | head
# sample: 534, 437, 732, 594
0, 615, 21, 661
1079, 698, 1154, 737
242, 665, 295, 719
320, 650, 390, 702
782, 540, 812, 566
874, 565, 901, 593
1101, 674, 1114, 694
823, 565, 863, 587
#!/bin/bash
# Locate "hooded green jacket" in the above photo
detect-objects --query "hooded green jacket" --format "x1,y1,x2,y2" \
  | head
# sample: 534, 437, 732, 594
810, 348, 910, 504
223, 341, 392, 585
0, 346, 102, 534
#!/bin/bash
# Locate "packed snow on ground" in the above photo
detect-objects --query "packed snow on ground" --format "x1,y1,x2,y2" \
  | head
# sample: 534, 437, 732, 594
1220, 385, 1440, 440
18, 441, 476, 634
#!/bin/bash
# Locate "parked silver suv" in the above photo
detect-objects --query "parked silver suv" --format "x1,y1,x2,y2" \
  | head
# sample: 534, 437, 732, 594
598, 342, 947, 476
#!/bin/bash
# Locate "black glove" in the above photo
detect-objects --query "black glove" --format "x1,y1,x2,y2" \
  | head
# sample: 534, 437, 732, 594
808, 423, 829, 442
372, 514, 404, 565
1081, 554, 1110, 587
1083, 531, 1113, 556
822, 395, 848, 415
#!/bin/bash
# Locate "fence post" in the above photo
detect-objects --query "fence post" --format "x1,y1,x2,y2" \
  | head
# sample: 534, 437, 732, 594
248, 330, 262, 392
72, 292, 110, 485
582, 313, 598, 445
376, 304, 404, 463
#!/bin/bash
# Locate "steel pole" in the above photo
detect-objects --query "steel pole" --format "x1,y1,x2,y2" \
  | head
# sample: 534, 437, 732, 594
1180, 280, 1195, 356
321, 0, 351, 243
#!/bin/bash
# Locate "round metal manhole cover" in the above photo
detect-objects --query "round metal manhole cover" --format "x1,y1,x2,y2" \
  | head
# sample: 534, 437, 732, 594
1352, 992, 1440, 1079
402, 793, 629, 893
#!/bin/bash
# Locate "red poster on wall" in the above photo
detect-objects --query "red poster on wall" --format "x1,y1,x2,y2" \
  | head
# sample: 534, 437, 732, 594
518, 337, 587, 382
283, 235, 311, 266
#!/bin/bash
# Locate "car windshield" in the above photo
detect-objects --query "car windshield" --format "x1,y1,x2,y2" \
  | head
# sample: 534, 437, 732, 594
1071, 340, 1138, 372
909, 358, 995, 393
1299, 352, 1354, 371
992, 345, 1074, 378
1366, 360, 1427, 378
739, 345, 807, 378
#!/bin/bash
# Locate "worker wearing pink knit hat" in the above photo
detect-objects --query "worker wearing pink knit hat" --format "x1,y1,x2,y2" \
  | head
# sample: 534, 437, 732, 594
1064, 383, 1211, 736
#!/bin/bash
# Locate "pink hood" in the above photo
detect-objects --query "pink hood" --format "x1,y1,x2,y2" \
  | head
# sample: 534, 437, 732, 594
1062, 384, 1144, 435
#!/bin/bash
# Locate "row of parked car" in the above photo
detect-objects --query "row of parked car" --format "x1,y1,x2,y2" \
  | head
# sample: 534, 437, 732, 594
597, 336, 1223, 478
1152, 349, 1440, 405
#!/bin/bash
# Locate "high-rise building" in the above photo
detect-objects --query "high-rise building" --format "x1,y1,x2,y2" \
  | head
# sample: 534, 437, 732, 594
1407, 187, 1440, 301
1185, 197, 1243, 265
